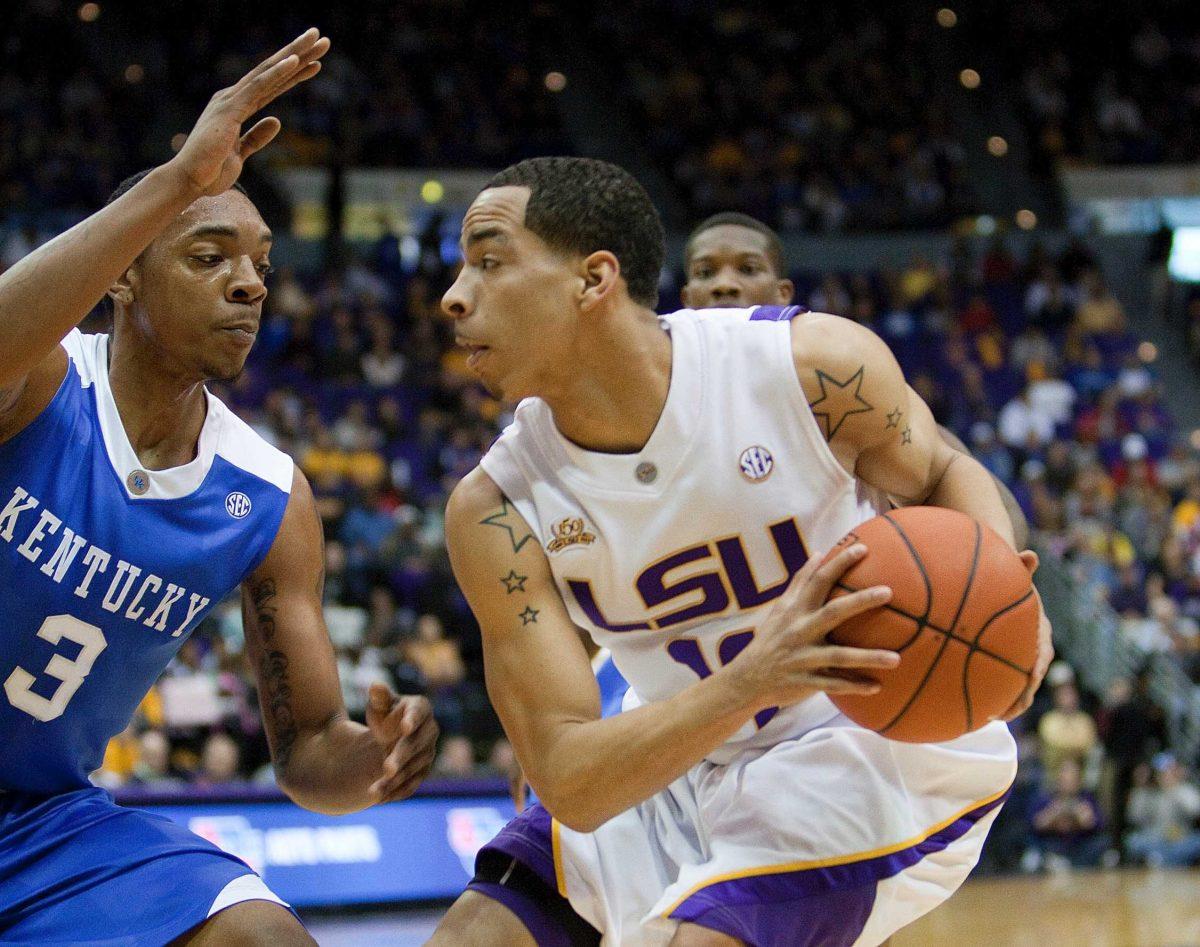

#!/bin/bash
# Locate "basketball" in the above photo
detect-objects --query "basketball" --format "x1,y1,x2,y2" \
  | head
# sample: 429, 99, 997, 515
823, 507, 1040, 743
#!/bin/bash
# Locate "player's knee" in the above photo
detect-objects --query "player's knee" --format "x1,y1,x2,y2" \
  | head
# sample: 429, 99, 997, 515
428, 890, 537, 947
171, 900, 314, 946
669, 922, 746, 947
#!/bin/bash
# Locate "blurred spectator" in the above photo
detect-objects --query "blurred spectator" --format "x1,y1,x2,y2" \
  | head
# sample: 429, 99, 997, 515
1125, 755, 1200, 867
433, 735, 476, 778
1031, 759, 1109, 871
196, 733, 243, 787
1038, 677, 1099, 782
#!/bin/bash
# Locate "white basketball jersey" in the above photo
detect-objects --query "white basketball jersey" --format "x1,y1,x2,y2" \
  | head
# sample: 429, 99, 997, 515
480, 307, 888, 761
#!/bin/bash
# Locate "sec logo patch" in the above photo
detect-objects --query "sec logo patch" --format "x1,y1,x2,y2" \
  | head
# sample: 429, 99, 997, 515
225, 492, 252, 518
738, 446, 774, 482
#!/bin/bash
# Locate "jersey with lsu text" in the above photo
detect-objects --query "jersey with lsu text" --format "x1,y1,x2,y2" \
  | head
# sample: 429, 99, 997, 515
0, 330, 292, 793
480, 305, 889, 762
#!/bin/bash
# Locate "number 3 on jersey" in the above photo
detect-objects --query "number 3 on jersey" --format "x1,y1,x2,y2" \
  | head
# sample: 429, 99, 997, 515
4, 614, 107, 722
667, 631, 779, 728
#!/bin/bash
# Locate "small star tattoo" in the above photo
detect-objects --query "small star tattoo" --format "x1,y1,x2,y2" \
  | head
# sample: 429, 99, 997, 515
901, 426, 912, 445
500, 570, 528, 594
808, 366, 874, 442
886, 407, 902, 429
519, 606, 539, 626
480, 499, 534, 553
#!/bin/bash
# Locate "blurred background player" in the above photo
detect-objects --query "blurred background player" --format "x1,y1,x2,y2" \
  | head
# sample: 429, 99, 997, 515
0, 30, 437, 945
430, 157, 1051, 946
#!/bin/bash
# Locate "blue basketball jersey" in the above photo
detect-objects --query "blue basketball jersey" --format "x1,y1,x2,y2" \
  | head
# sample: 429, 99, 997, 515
0, 331, 292, 794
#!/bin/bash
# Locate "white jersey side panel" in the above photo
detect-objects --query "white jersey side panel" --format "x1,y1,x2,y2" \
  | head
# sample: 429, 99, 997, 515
481, 309, 889, 759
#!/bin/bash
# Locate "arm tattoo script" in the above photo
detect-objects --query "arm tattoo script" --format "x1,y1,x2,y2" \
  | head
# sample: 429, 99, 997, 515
260, 649, 299, 772
250, 578, 278, 643
480, 499, 535, 553
808, 366, 874, 442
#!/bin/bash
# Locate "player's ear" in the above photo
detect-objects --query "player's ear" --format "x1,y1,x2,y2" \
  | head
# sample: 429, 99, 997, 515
776, 279, 795, 306
106, 267, 137, 310
578, 250, 620, 311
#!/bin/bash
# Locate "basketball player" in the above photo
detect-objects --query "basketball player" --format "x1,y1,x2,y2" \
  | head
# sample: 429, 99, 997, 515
0, 31, 437, 944
580, 213, 1033, 721
430, 158, 1052, 946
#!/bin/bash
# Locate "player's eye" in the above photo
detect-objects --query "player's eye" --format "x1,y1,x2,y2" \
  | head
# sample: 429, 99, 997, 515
693, 268, 713, 279
256, 262, 275, 277
480, 256, 500, 271
741, 264, 764, 275
192, 254, 223, 267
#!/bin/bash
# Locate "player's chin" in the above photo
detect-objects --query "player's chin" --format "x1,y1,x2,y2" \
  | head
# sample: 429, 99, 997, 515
204, 354, 249, 384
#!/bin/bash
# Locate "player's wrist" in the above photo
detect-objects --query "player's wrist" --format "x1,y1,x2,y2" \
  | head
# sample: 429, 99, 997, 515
150, 160, 208, 205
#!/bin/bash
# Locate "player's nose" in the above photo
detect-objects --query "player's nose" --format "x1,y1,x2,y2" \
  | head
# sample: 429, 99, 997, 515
441, 268, 473, 320
227, 258, 266, 305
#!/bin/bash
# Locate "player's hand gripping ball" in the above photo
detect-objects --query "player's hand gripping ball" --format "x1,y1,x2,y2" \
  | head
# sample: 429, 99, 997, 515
822, 507, 1040, 743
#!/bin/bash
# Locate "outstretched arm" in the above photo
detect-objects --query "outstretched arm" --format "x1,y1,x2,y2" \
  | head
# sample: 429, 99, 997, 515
243, 469, 437, 815
446, 468, 896, 832
791, 313, 1052, 716
0, 29, 329, 397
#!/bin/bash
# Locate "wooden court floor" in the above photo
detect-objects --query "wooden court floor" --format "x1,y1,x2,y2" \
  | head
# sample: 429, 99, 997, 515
894, 870, 1200, 947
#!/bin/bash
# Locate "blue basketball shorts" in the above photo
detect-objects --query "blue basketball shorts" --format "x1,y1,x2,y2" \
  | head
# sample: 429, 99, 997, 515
0, 786, 295, 945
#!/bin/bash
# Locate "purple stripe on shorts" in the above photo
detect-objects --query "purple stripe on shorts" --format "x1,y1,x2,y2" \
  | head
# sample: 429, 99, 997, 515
684, 881, 876, 947
476, 803, 557, 891
468, 880, 575, 947
749, 304, 808, 322
670, 789, 1009, 946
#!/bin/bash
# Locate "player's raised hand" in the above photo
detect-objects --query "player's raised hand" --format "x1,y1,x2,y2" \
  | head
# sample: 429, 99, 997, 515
166, 28, 331, 198
729, 543, 899, 708
365, 683, 439, 803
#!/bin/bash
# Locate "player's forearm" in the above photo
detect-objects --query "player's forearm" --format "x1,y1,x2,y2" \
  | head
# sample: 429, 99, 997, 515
530, 670, 759, 832
276, 716, 385, 815
926, 452, 1017, 549
0, 163, 200, 387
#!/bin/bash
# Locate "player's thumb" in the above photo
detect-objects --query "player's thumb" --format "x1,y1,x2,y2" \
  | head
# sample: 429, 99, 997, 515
1018, 549, 1039, 574
366, 682, 394, 729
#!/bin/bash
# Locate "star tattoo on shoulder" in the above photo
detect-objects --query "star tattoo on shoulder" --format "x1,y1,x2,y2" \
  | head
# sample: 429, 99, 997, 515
519, 606, 539, 626
886, 406, 903, 429
480, 499, 535, 553
809, 366, 874, 442
500, 570, 528, 594
901, 426, 912, 445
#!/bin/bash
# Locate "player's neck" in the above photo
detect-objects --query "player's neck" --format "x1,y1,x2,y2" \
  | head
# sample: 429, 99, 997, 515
541, 306, 672, 454
107, 335, 209, 470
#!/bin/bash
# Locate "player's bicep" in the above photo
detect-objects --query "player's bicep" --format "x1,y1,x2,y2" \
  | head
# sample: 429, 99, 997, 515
792, 315, 951, 501
445, 470, 601, 781
242, 469, 346, 764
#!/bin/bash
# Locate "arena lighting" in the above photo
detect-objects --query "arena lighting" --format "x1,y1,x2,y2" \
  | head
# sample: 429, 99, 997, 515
78, 2, 100, 21
124, 65, 144, 84
960, 68, 981, 89
1168, 227, 1200, 282
1016, 209, 1038, 230
1137, 341, 1158, 363
987, 135, 1009, 157
420, 180, 445, 204
544, 71, 567, 92
936, 8, 958, 28
976, 215, 996, 235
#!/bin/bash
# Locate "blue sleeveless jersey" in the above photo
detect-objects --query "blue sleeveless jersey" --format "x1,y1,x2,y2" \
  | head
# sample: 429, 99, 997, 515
0, 331, 292, 794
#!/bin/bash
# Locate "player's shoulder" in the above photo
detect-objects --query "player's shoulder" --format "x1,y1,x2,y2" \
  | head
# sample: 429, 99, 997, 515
60, 328, 105, 387
446, 465, 505, 527
662, 304, 809, 325
789, 310, 892, 373
205, 390, 294, 495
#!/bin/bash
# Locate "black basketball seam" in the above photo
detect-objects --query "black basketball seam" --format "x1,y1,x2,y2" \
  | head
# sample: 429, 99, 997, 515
878, 518, 981, 737
960, 588, 1038, 732
832, 584, 1031, 675
965, 588, 1038, 677
881, 512, 934, 622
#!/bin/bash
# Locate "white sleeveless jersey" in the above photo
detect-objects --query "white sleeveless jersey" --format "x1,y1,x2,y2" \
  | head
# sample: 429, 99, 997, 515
480, 306, 890, 761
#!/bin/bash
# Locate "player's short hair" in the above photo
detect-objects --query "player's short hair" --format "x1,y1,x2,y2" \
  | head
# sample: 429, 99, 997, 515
105, 169, 249, 206
685, 212, 785, 276
485, 157, 665, 307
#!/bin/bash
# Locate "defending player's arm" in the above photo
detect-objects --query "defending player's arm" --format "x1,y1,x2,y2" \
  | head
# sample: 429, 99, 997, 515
931, 419, 1029, 550
791, 313, 1052, 716
446, 468, 898, 832
241, 469, 438, 815
0, 30, 328, 400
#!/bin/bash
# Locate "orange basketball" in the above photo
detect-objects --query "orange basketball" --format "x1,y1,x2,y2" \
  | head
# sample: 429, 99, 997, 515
822, 507, 1039, 743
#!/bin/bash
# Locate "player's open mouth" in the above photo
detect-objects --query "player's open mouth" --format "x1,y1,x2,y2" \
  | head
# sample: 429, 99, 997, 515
456, 338, 490, 369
